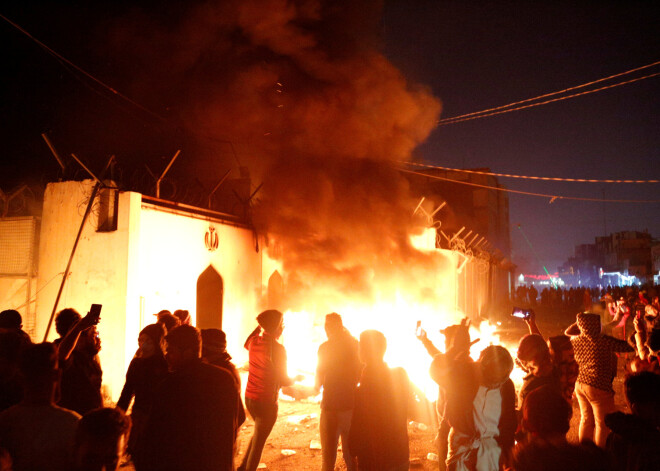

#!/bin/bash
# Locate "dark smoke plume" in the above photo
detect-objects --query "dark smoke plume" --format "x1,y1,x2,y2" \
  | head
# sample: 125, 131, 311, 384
106, 0, 443, 304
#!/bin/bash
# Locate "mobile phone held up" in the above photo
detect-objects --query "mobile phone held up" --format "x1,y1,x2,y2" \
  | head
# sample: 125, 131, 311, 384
511, 307, 531, 320
415, 320, 422, 337
89, 303, 102, 323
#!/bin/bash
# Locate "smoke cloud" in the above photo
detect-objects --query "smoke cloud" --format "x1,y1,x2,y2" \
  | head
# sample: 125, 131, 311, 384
106, 0, 443, 305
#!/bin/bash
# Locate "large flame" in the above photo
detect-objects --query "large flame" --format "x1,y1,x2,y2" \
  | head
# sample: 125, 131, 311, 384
271, 229, 522, 401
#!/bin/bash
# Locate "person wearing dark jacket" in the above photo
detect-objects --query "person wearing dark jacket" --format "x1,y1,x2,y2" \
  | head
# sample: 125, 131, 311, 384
565, 312, 634, 447
116, 324, 168, 467
201, 328, 241, 388
431, 344, 517, 471
349, 330, 410, 471
55, 308, 103, 416
140, 325, 244, 471
605, 371, 660, 471
315, 313, 360, 471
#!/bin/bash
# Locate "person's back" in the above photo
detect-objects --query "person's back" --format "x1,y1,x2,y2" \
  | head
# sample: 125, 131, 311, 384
316, 314, 361, 471
0, 331, 24, 412
0, 343, 80, 471
513, 440, 610, 471
73, 408, 130, 471
349, 330, 409, 471
568, 312, 633, 447
317, 326, 360, 412
605, 371, 660, 471
141, 325, 243, 471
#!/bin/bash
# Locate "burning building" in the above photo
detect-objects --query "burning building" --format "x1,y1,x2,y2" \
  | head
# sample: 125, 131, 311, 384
1, 1, 516, 400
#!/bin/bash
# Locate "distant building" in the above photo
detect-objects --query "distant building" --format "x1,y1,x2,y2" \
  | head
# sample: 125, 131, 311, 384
560, 230, 655, 287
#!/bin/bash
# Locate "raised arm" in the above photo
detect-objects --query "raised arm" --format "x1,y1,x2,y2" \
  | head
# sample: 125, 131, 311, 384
57, 311, 98, 362
416, 329, 441, 358
244, 325, 262, 350
524, 310, 542, 338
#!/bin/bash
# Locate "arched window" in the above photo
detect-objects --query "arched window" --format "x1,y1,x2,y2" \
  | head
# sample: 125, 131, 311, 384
196, 265, 224, 329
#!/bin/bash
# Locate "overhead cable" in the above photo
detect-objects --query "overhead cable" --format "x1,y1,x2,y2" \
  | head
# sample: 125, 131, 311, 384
398, 161, 659, 184
438, 72, 660, 126
439, 60, 660, 124
0, 12, 166, 122
0, 13, 244, 166
397, 168, 660, 204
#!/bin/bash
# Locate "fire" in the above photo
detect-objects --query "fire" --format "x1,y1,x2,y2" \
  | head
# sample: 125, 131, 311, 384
273, 229, 522, 403
281, 306, 522, 403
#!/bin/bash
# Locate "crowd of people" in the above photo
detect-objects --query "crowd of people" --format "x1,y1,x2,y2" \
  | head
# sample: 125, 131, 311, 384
0, 282, 659, 471
513, 284, 659, 315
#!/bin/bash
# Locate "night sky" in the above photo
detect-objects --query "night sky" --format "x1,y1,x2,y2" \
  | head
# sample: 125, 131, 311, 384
1, 1, 659, 276
382, 1, 660, 274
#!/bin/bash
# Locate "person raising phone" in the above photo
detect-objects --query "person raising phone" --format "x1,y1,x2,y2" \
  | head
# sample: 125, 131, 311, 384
54, 306, 104, 415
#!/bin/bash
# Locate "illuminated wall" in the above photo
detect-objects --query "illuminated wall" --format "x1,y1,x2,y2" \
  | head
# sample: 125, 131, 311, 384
35, 180, 262, 401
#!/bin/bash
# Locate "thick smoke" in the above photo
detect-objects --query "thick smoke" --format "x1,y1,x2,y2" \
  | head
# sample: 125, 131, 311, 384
107, 0, 443, 305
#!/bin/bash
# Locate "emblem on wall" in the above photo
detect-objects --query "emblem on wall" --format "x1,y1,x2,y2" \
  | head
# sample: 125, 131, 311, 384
205, 226, 219, 252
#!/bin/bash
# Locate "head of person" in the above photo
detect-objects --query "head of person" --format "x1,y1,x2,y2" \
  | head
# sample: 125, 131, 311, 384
156, 311, 180, 334
522, 385, 572, 442
137, 324, 165, 358
55, 308, 81, 338
18, 342, 59, 396
0, 309, 22, 330
646, 329, 660, 357
575, 312, 601, 337
165, 325, 202, 371
172, 309, 191, 326
517, 334, 551, 376
441, 322, 471, 352
624, 371, 660, 426
358, 330, 387, 365
74, 408, 131, 471
200, 328, 227, 360
479, 345, 513, 388
257, 309, 284, 338
324, 312, 344, 340
645, 305, 659, 327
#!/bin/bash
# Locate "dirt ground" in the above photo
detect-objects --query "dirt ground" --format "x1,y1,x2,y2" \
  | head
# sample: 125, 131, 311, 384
236, 370, 629, 471
236, 398, 439, 470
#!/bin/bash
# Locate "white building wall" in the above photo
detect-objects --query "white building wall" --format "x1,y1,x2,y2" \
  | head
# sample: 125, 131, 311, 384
36, 180, 132, 401
131, 202, 262, 366
36, 180, 263, 402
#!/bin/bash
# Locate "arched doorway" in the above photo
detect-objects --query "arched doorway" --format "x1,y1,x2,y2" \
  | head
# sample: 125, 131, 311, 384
268, 270, 284, 310
196, 265, 224, 329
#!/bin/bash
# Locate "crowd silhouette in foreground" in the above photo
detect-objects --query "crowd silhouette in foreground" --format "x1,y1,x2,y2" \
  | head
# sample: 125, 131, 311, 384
0, 284, 659, 471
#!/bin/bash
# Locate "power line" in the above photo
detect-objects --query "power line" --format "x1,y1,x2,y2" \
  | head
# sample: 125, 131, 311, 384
397, 167, 660, 203
438, 72, 660, 126
0, 12, 168, 123
0, 13, 244, 167
439, 60, 660, 124
398, 161, 659, 184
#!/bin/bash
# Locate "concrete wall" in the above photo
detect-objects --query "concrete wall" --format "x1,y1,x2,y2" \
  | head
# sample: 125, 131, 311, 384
36, 180, 133, 401
35, 180, 263, 402
129, 202, 263, 366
